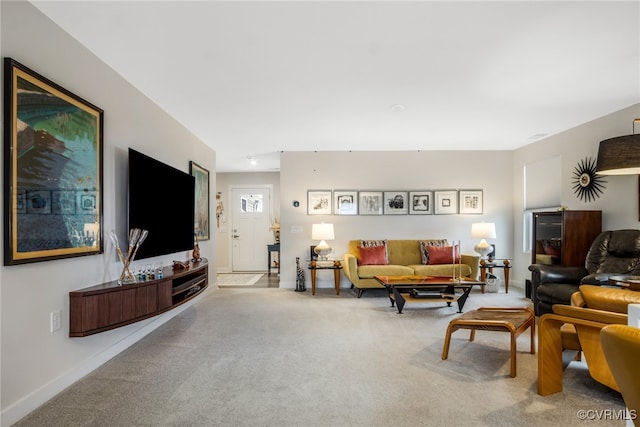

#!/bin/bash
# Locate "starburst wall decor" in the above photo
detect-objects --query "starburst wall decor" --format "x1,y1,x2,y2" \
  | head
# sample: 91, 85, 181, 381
572, 157, 606, 202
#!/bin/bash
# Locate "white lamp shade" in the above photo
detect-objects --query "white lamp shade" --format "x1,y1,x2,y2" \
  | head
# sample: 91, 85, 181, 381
312, 223, 335, 241
471, 222, 496, 239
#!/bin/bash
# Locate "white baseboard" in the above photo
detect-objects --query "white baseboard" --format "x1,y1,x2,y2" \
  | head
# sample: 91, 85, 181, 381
1, 289, 209, 427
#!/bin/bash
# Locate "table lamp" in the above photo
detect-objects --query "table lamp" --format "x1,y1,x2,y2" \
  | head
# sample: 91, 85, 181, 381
471, 222, 496, 260
312, 223, 335, 260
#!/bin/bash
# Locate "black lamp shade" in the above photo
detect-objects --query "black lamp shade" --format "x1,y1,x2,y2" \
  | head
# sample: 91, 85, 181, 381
595, 134, 640, 175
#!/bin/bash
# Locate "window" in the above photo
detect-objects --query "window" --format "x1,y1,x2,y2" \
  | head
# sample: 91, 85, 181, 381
240, 194, 263, 213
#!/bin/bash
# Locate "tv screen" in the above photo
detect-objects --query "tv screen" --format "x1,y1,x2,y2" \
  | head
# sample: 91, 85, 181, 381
128, 148, 194, 260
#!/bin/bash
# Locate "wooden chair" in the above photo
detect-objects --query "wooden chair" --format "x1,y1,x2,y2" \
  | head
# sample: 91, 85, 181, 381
537, 285, 640, 396
601, 324, 640, 427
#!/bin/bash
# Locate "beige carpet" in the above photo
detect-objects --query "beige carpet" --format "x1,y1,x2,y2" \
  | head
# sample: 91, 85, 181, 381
15, 287, 626, 426
216, 273, 264, 287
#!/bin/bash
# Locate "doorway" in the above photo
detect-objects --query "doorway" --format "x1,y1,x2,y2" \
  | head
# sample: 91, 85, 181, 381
230, 186, 273, 272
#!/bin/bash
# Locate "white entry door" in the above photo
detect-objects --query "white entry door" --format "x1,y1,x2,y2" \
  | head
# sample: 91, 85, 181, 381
231, 187, 273, 272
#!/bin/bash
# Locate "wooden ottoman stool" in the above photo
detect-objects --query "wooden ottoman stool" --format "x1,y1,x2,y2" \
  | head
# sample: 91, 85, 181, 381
441, 307, 535, 377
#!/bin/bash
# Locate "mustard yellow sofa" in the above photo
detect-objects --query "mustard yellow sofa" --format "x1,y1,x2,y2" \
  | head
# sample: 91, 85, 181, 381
343, 239, 480, 297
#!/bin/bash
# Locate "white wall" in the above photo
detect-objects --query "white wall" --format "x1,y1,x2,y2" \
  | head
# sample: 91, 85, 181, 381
277, 105, 640, 291
279, 150, 513, 289
0, 2, 215, 424
511, 103, 640, 285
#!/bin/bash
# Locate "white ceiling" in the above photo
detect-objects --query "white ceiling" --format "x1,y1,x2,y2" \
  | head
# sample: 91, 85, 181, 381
31, 1, 640, 172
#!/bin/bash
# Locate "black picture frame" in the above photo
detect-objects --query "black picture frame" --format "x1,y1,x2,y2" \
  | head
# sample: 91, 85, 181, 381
189, 161, 210, 241
3, 58, 104, 265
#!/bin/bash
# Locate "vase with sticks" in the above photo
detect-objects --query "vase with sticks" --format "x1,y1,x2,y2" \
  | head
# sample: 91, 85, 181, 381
109, 228, 149, 284
450, 240, 462, 283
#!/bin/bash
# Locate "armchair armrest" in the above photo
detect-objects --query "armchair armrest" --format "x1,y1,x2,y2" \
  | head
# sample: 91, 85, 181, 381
538, 310, 626, 396
552, 305, 628, 325
461, 254, 480, 280
529, 264, 587, 311
342, 253, 360, 285
528, 264, 588, 285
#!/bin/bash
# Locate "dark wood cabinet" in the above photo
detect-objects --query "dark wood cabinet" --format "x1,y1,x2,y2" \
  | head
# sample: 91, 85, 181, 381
531, 211, 602, 267
70, 259, 208, 337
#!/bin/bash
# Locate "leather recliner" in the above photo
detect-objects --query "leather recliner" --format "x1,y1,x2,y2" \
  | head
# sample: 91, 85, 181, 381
529, 229, 640, 316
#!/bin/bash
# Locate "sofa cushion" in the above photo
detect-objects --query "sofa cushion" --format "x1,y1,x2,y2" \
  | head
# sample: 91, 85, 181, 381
357, 245, 387, 265
426, 245, 460, 265
418, 239, 448, 264
357, 265, 415, 279
411, 264, 472, 277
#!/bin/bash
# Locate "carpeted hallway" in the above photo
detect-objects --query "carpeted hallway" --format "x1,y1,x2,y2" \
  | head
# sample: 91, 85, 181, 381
15, 285, 625, 426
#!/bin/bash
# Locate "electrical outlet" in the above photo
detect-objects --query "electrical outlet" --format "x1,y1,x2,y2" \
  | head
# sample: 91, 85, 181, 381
50, 310, 61, 332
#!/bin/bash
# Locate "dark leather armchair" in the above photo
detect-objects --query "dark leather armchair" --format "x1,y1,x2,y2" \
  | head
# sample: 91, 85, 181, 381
529, 229, 640, 316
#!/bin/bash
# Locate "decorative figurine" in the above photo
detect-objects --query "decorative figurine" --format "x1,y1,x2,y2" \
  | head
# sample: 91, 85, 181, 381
295, 257, 306, 292
192, 233, 202, 262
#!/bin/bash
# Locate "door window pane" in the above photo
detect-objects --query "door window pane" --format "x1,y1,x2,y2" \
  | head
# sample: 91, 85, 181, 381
240, 194, 263, 213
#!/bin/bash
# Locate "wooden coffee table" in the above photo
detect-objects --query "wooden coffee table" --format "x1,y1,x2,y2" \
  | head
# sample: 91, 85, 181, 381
375, 275, 484, 314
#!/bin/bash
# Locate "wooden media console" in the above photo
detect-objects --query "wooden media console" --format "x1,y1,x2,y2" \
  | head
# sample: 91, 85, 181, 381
69, 259, 208, 337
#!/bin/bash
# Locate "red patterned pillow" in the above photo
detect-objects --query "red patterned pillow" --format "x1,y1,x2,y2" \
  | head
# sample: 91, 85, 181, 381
427, 245, 460, 265
360, 240, 388, 263
357, 245, 388, 265
419, 239, 448, 264
543, 240, 560, 257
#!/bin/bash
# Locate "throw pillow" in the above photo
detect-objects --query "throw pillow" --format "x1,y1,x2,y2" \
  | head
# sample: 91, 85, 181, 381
419, 239, 448, 264
426, 245, 460, 265
543, 240, 561, 257
360, 240, 388, 264
357, 245, 388, 265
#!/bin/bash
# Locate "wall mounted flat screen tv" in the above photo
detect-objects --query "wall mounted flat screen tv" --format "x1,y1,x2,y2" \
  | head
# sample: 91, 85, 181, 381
128, 148, 195, 260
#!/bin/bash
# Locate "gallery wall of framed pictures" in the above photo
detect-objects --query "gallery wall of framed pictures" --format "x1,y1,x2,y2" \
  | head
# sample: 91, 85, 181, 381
307, 189, 483, 215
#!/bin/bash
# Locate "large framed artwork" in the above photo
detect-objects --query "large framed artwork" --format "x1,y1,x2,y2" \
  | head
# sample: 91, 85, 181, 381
190, 161, 210, 241
459, 190, 483, 214
358, 191, 383, 215
333, 190, 358, 215
434, 190, 458, 215
307, 190, 332, 215
3, 58, 104, 265
409, 191, 433, 214
383, 191, 408, 215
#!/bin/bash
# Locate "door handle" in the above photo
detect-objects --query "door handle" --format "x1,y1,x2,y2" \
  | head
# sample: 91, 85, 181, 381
233, 234, 240, 239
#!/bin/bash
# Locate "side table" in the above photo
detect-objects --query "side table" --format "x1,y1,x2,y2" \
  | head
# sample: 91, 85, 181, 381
267, 243, 280, 276
308, 260, 342, 296
479, 259, 512, 293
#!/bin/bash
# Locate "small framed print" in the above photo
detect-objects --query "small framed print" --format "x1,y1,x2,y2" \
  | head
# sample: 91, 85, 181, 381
307, 190, 332, 215
334, 190, 358, 215
383, 191, 408, 215
459, 190, 483, 214
409, 191, 433, 215
358, 191, 383, 215
434, 190, 458, 214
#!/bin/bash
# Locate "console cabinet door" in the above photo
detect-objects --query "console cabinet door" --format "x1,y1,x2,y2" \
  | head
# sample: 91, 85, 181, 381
532, 210, 602, 267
